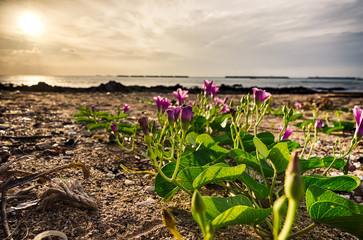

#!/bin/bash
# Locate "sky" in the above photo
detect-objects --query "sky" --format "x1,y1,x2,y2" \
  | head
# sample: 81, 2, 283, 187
0, 0, 362, 77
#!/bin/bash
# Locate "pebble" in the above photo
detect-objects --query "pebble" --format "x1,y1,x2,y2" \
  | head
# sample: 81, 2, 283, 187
124, 180, 135, 186
135, 198, 155, 206
36, 142, 52, 150
145, 186, 155, 193
106, 172, 115, 179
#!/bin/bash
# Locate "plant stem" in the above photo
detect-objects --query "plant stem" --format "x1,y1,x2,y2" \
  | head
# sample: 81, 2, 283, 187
278, 199, 298, 240
171, 129, 186, 180
287, 222, 319, 239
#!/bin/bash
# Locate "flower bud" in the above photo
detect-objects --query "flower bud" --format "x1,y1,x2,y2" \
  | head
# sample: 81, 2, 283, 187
315, 119, 323, 129
284, 151, 304, 201
166, 109, 175, 124
138, 117, 150, 135
110, 122, 117, 133
180, 105, 194, 130
123, 104, 131, 113
192, 190, 206, 219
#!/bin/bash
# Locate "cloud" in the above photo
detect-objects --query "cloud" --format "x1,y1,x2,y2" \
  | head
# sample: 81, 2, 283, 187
0, 0, 362, 76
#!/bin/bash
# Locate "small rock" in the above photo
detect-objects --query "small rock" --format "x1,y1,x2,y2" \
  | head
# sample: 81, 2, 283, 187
36, 142, 52, 150
106, 172, 115, 179
135, 198, 155, 206
64, 139, 75, 146
145, 186, 155, 192
124, 180, 135, 186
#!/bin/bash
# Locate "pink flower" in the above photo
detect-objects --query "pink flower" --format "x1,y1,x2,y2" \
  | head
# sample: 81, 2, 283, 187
211, 85, 219, 97
153, 96, 171, 112
111, 122, 117, 133
123, 104, 131, 113
169, 106, 181, 119
353, 106, 363, 137
315, 119, 323, 129
166, 109, 175, 123
252, 88, 271, 103
279, 126, 293, 140
214, 97, 224, 105
294, 102, 302, 109
180, 105, 194, 129
203, 80, 214, 95
172, 88, 189, 105
222, 104, 230, 113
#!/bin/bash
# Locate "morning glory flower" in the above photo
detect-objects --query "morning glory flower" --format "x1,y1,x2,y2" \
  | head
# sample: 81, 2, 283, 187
214, 97, 224, 105
180, 105, 194, 129
315, 119, 323, 129
203, 80, 214, 95
110, 122, 117, 133
169, 106, 181, 119
353, 106, 363, 137
166, 109, 175, 123
294, 102, 302, 109
153, 96, 171, 112
222, 104, 230, 113
91, 105, 95, 111
172, 88, 189, 105
279, 126, 293, 140
123, 104, 131, 113
138, 117, 150, 135
252, 88, 271, 103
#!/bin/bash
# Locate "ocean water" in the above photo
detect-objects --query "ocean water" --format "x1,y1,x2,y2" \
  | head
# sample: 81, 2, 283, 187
0, 75, 362, 92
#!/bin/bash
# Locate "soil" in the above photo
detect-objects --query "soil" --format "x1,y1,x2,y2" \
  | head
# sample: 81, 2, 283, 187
0, 90, 362, 240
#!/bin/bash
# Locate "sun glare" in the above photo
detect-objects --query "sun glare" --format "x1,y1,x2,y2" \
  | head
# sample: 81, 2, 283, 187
18, 13, 43, 35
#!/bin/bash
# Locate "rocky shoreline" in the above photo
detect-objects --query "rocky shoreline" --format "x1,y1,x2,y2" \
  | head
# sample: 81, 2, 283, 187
0, 80, 353, 94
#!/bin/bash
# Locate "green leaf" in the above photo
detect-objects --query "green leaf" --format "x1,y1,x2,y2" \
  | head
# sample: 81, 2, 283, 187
210, 114, 231, 133
253, 137, 269, 158
286, 140, 301, 151
212, 206, 272, 228
332, 121, 354, 129
177, 165, 224, 191
289, 113, 303, 121
300, 157, 345, 172
242, 132, 275, 153
155, 162, 181, 198
322, 126, 345, 134
238, 172, 270, 199
296, 119, 314, 128
94, 111, 110, 117
306, 185, 363, 239
231, 149, 274, 177
267, 142, 290, 173
303, 175, 360, 192
75, 117, 96, 123
87, 123, 107, 131
186, 132, 199, 145
190, 116, 208, 134
196, 134, 216, 148
202, 195, 253, 221
193, 164, 246, 189
73, 112, 90, 117
213, 134, 233, 146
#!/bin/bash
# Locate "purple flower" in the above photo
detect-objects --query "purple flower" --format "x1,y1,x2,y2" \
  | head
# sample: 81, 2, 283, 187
214, 97, 224, 105
172, 88, 189, 105
353, 106, 363, 137
279, 126, 293, 140
169, 106, 181, 119
138, 117, 149, 135
210, 85, 219, 97
204, 80, 214, 95
153, 96, 171, 112
294, 102, 302, 109
123, 104, 131, 113
315, 119, 323, 129
91, 105, 95, 111
180, 105, 194, 129
252, 88, 271, 103
222, 104, 230, 113
111, 122, 117, 133
166, 109, 175, 123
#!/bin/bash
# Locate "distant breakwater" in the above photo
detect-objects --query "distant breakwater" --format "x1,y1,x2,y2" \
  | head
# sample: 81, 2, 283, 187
0, 80, 350, 94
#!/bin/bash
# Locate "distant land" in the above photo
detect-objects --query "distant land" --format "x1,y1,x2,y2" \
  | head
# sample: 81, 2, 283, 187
225, 76, 289, 79
117, 75, 189, 78
307, 76, 362, 80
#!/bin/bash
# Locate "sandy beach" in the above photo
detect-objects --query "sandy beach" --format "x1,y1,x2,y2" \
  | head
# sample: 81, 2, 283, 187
1, 89, 362, 239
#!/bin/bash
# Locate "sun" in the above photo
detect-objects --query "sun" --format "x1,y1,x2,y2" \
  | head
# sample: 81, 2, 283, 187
18, 13, 43, 35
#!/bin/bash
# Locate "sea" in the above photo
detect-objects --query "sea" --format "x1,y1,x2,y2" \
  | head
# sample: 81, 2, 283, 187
0, 75, 363, 93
